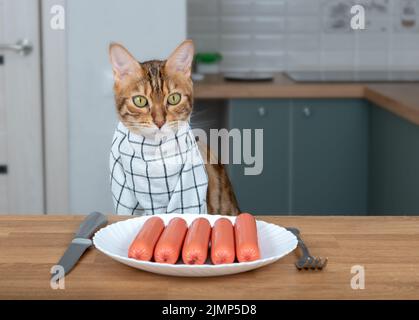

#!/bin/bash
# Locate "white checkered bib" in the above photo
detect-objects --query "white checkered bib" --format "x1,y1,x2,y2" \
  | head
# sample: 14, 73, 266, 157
110, 122, 208, 215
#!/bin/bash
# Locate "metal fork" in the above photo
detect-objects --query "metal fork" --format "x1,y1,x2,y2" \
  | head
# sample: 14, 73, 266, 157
286, 227, 328, 270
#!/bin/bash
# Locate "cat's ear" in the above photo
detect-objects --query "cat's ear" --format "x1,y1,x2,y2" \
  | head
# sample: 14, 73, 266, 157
166, 40, 194, 78
109, 43, 142, 81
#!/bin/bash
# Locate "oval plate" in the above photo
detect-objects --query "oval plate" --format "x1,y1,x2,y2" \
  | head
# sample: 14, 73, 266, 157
93, 214, 297, 277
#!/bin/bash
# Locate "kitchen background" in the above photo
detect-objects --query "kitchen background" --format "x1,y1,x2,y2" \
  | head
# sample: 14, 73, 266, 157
188, 0, 419, 72
0, 0, 419, 216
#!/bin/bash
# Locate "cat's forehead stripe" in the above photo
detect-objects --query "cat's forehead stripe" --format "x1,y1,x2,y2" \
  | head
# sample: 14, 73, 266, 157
142, 61, 164, 95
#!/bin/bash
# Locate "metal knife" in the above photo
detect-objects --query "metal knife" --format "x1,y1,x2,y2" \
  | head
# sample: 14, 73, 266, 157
51, 212, 108, 279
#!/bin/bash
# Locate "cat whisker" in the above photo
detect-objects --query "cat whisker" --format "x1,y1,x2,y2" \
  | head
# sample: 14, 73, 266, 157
167, 120, 189, 129
190, 121, 218, 129
190, 108, 212, 118
123, 121, 154, 128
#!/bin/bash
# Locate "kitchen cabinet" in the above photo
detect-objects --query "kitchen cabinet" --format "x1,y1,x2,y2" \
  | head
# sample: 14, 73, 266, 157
291, 99, 369, 214
369, 105, 419, 215
228, 99, 291, 214
228, 99, 369, 215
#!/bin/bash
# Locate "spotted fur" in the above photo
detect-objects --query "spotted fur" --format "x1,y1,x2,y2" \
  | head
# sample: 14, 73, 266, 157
109, 40, 240, 215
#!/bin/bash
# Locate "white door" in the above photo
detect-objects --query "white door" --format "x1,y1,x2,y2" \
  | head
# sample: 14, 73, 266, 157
0, 0, 44, 214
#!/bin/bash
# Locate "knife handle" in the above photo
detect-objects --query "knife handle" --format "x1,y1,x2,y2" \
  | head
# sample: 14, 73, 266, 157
74, 212, 108, 239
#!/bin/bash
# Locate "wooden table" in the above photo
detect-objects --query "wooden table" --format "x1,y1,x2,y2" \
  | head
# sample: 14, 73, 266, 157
1, 215, 419, 299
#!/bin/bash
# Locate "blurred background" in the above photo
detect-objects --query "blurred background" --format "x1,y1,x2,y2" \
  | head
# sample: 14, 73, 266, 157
190, 0, 419, 72
1, 0, 419, 215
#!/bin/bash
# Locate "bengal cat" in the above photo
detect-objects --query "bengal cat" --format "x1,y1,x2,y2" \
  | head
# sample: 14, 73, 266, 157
109, 40, 239, 215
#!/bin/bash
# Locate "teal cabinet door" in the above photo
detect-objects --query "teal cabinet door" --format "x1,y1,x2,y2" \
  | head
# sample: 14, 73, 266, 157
228, 99, 291, 215
369, 105, 419, 215
291, 99, 369, 215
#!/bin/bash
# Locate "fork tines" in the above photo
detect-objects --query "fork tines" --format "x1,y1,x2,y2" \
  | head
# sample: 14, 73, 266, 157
296, 257, 328, 270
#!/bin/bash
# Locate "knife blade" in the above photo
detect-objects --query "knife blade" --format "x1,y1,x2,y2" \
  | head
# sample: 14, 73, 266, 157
51, 212, 108, 280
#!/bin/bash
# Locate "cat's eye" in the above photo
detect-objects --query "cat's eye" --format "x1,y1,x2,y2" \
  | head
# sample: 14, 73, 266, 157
132, 95, 148, 108
167, 93, 181, 106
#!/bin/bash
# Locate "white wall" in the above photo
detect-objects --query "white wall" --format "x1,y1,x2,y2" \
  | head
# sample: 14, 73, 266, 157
188, 0, 419, 72
67, 0, 186, 214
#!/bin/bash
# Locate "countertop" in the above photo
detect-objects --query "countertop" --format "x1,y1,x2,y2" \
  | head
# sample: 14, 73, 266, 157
1, 215, 419, 299
194, 73, 419, 126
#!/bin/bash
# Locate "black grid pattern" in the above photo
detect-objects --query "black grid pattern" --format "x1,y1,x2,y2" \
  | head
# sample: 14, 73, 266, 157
110, 122, 208, 215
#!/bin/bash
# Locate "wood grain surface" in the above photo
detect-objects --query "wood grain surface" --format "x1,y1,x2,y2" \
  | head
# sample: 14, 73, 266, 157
194, 73, 419, 126
1, 215, 419, 300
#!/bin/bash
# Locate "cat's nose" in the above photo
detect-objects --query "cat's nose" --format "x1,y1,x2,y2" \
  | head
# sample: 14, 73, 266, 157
155, 119, 165, 129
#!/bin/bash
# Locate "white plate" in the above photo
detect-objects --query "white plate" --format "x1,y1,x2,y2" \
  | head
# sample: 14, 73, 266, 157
93, 214, 298, 277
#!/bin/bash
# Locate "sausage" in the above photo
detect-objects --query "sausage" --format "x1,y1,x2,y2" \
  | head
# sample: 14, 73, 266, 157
211, 218, 235, 265
234, 213, 261, 262
128, 216, 165, 261
182, 218, 211, 265
154, 217, 188, 264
